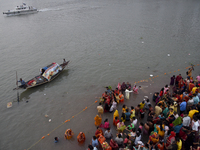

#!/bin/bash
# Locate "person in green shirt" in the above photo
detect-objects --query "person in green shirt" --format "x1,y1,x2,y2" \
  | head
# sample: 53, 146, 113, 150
163, 106, 169, 118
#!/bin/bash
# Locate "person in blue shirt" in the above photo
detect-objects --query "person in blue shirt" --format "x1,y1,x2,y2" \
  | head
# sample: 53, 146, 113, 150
54, 137, 59, 143
106, 87, 112, 94
91, 136, 98, 148
193, 94, 199, 105
17, 78, 27, 89
125, 109, 131, 121
179, 99, 187, 115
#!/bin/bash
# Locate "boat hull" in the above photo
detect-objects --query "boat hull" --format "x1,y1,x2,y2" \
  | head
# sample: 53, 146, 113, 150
3, 9, 38, 15
14, 61, 69, 90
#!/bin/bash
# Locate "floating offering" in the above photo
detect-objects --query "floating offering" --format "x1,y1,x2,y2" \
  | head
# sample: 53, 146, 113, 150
7, 102, 12, 108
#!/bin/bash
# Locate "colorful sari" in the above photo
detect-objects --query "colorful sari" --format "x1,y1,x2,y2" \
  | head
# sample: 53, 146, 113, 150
166, 131, 176, 148
149, 132, 159, 144
117, 122, 126, 132
77, 132, 86, 144
64, 129, 74, 139
104, 121, 110, 129
94, 115, 102, 126
113, 110, 119, 120
95, 128, 104, 138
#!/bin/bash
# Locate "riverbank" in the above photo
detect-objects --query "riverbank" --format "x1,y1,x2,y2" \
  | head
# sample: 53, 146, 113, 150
27, 64, 200, 150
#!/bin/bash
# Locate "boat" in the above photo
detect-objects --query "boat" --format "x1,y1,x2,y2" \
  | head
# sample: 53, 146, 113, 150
14, 59, 69, 90
3, 3, 38, 15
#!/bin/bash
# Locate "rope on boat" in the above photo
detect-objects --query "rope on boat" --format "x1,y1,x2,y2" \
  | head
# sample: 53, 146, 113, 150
26, 63, 199, 150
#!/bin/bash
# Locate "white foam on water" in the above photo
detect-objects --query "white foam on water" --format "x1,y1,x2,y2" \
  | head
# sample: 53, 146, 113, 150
39, 7, 62, 12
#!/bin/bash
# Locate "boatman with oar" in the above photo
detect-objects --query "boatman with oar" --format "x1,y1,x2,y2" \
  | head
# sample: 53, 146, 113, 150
17, 78, 27, 89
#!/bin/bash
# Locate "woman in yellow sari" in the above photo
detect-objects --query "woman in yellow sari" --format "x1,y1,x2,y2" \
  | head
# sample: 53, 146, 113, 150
64, 129, 74, 139
94, 114, 102, 126
113, 110, 119, 121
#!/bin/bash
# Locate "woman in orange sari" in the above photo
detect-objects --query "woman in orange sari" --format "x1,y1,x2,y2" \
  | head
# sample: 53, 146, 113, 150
119, 92, 124, 102
189, 82, 195, 92
94, 114, 102, 126
77, 132, 86, 144
64, 129, 74, 139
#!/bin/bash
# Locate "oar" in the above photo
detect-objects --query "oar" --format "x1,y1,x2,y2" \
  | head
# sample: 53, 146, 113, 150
16, 71, 19, 103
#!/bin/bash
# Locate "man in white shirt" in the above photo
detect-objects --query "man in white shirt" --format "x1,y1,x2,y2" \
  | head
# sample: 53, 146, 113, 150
104, 128, 112, 139
192, 117, 199, 131
131, 117, 138, 127
134, 132, 141, 145
182, 112, 191, 128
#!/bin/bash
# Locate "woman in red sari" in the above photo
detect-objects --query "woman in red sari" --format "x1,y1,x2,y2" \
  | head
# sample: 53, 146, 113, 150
159, 88, 164, 97
95, 126, 104, 138
178, 78, 184, 88
166, 131, 176, 148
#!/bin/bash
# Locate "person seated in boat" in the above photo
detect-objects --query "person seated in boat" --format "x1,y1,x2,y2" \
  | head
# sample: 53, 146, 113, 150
40, 68, 46, 75
17, 78, 27, 89
63, 59, 66, 63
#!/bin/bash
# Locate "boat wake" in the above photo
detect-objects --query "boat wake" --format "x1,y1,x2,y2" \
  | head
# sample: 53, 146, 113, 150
38, 8, 62, 12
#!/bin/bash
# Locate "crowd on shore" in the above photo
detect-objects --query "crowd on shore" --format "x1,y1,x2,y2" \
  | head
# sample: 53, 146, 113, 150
62, 67, 200, 150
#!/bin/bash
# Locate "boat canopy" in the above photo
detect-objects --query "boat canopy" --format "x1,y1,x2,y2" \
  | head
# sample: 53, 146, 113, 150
42, 63, 62, 81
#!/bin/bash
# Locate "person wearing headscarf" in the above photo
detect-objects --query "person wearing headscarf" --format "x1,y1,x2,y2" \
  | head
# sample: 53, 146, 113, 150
94, 114, 102, 126
113, 107, 119, 121
64, 129, 74, 140
95, 126, 103, 138
166, 131, 176, 148
77, 132, 86, 144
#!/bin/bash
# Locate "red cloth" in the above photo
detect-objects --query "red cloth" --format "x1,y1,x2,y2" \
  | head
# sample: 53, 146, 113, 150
27, 80, 34, 85
179, 128, 187, 141
113, 119, 119, 126
109, 139, 119, 149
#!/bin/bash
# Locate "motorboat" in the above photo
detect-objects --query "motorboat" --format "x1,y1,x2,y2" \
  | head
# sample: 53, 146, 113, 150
3, 3, 37, 15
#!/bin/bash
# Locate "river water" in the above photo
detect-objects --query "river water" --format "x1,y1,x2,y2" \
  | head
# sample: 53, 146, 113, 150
0, 0, 200, 149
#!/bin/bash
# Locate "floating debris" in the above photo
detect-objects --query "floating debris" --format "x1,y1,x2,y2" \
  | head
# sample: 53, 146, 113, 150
150, 74, 153, 77
45, 115, 49, 118
167, 54, 170, 56
7, 102, 12, 108
144, 96, 148, 98
49, 119, 51, 122
44, 94, 46, 95
141, 41, 144, 43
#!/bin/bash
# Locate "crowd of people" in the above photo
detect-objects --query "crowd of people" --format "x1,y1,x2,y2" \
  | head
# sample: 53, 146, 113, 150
58, 67, 200, 150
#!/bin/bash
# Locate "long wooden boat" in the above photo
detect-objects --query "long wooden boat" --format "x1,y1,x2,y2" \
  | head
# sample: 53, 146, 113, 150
14, 60, 69, 90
